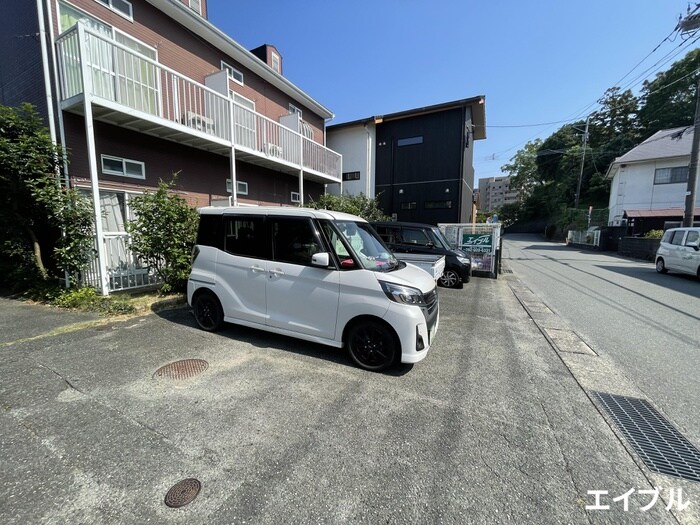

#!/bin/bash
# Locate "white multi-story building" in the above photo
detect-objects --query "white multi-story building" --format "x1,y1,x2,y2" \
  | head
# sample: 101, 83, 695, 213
477, 175, 518, 213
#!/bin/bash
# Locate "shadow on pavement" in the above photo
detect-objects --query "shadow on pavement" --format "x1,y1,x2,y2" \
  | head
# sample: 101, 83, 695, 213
154, 306, 414, 377
596, 264, 700, 300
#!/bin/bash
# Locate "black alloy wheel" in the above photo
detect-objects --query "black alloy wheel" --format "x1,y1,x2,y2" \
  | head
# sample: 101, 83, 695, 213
438, 269, 462, 288
193, 291, 224, 332
655, 258, 668, 274
346, 321, 397, 372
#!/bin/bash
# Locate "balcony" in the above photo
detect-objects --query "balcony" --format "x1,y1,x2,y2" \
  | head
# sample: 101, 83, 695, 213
55, 24, 341, 183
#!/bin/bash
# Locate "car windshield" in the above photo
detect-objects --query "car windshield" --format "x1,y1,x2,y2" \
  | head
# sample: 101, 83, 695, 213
322, 220, 400, 272
429, 227, 454, 250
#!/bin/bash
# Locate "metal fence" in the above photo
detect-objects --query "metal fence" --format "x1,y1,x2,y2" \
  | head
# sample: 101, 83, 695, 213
81, 234, 159, 292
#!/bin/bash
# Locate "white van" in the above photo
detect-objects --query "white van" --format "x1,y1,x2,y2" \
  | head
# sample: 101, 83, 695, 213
187, 207, 439, 371
655, 227, 700, 279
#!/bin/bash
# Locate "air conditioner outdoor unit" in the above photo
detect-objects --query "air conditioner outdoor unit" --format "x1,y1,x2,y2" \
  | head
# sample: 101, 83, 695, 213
186, 111, 215, 134
265, 143, 283, 157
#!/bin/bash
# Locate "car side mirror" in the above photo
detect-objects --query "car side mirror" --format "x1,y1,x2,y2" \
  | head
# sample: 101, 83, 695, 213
311, 252, 330, 267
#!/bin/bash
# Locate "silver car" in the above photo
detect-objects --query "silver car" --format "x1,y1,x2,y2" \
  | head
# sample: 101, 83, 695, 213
655, 227, 700, 279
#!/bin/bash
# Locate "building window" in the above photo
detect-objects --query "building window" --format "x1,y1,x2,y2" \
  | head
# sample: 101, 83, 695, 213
271, 51, 281, 73
342, 171, 361, 182
222, 61, 244, 85
59, 2, 111, 34
93, 0, 133, 20
226, 180, 249, 195
187, 0, 201, 14
654, 166, 689, 185
424, 200, 452, 209
289, 103, 302, 118
101, 155, 145, 179
291, 192, 301, 203
397, 136, 423, 147
400, 201, 417, 210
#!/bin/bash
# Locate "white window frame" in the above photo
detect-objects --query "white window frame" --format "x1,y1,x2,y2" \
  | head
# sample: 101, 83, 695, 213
226, 180, 249, 195
222, 61, 244, 85
229, 90, 256, 111
271, 51, 280, 73
289, 103, 302, 118
92, 0, 133, 21
291, 191, 301, 203
188, 0, 202, 15
101, 154, 146, 179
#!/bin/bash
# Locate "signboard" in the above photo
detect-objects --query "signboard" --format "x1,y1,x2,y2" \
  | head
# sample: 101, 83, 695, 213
461, 233, 493, 254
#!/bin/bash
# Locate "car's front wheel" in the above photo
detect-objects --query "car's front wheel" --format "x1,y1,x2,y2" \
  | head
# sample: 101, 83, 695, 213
346, 320, 397, 372
192, 290, 224, 331
655, 258, 668, 274
438, 269, 462, 288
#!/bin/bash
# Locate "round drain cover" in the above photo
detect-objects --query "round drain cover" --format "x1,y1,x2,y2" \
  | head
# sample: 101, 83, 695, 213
164, 478, 201, 508
153, 359, 208, 380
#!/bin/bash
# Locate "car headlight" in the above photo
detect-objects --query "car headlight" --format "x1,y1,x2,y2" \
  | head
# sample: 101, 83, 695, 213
457, 256, 471, 265
379, 281, 426, 306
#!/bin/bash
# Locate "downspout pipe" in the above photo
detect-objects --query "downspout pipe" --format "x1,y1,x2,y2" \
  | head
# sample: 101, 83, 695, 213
36, 0, 57, 146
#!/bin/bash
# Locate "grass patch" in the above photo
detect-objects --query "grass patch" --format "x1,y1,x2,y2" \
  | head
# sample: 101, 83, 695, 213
23, 283, 186, 316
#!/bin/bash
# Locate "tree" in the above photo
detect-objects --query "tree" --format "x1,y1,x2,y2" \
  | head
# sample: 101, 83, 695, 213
126, 179, 199, 293
501, 139, 543, 198
0, 103, 94, 290
307, 192, 389, 221
638, 48, 700, 136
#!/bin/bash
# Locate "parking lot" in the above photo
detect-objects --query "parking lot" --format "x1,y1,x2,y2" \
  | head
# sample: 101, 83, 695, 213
0, 276, 680, 524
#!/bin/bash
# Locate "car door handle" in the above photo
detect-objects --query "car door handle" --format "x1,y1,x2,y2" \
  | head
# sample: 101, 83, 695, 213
250, 265, 266, 273
269, 268, 285, 276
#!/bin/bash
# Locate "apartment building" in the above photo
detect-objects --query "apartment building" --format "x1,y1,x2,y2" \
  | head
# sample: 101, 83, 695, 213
477, 175, 518, 213
327, 97, 486, 225
0, 0, 342, 294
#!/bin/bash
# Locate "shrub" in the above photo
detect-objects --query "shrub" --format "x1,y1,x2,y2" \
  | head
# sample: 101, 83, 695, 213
644, 229, 664, 239
52, 286, 135, 315
307, 193, 389, 221
126, 179, 199, 293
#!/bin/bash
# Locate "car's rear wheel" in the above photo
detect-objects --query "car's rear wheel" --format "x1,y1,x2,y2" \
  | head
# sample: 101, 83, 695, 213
346, 320, 397, 372
193, 290, 224, 331
655, 258, 668, 274
438, 269, 462, 288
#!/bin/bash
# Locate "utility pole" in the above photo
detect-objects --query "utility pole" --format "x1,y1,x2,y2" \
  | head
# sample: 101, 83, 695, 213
679, 7, 700, 226
575, 116, 590, 209
685, 76, 700, 227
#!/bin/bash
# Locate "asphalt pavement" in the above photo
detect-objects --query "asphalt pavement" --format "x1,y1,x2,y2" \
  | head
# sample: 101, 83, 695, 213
0, 275, 692, 524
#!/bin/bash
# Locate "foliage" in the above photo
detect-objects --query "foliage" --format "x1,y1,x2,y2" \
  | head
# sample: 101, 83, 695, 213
126, 179, 199, 293
638, 49, 700, 136
308, 192, 389, 221
52, 286, 135, 315
0, 103, 95, 291
497, 49, 699, 231
644, 229, 664, 239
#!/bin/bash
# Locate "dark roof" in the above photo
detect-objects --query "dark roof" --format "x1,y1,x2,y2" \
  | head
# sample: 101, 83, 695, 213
328, 96, 487, 140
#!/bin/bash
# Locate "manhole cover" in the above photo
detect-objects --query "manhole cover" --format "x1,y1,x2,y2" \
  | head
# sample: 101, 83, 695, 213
153, 359, 209, 380
164, 478, 201, 508
593, 392, 700, 483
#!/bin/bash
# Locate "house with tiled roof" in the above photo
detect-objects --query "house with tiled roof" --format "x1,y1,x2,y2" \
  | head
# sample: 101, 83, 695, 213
606, 127, 699, 233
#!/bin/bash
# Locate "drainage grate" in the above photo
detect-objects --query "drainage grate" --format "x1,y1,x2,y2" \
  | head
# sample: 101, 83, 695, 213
153, 359, 209, 380
592, 392, 700, 483
164, 478, 201, 508
501, 268, 513, 274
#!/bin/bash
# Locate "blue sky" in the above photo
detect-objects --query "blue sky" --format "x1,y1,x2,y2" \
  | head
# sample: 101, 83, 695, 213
208, 0, 697, 183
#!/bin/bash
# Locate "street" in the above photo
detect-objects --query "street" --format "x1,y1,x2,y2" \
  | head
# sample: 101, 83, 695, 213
0, 255, 697, 524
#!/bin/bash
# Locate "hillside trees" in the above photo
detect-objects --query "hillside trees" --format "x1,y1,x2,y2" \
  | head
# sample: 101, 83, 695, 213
498, 49, 698, 226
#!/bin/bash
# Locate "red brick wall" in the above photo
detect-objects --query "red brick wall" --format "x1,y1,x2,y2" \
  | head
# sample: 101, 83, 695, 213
53, 0, 324, 141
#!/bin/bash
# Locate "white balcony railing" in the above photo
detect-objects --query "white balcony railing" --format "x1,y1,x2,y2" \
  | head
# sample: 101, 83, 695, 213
55, 23, 341, 181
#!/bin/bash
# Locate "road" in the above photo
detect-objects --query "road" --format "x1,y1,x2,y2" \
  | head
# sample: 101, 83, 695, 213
503, 234, 700, 448
0, 276, 688, 524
